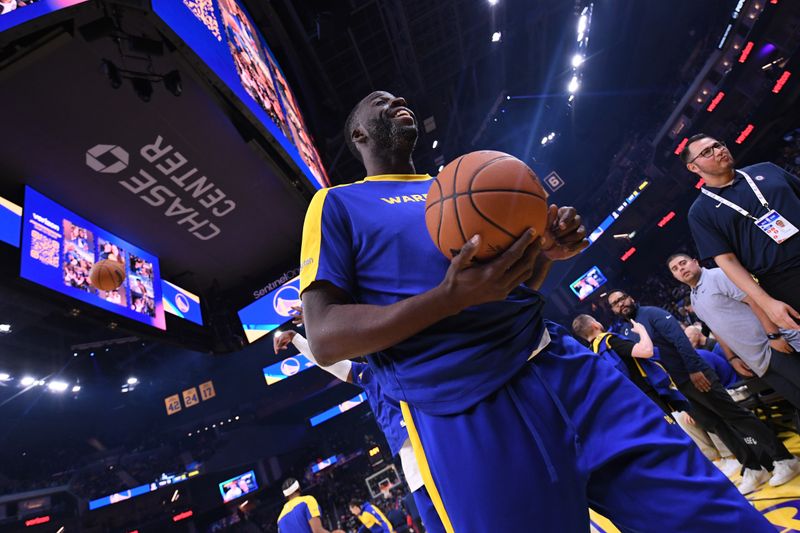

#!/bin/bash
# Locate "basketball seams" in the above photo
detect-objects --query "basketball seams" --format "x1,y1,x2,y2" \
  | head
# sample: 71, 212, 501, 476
466, 156, 520, 239
450, 156, 468, 244
433, 177, 444, 251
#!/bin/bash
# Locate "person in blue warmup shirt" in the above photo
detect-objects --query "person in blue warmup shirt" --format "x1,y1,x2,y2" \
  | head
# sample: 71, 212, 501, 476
299, 90, 773, 531
349, 499, 394, 533
274, 313, 445, 533
277, 478, 333, 533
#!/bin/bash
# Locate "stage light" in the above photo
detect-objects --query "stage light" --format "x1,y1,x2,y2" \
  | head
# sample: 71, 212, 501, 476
621, 247, 637, 262
488, 0, 498, 5
235, 415, 240, 420
73, 352, 78, 357
571, 54, 584, 68
491, 32, 502, 43
0, 324, 11, 333
228, 418, 232, 422
172, 510, 193, 522
438, 165, 444, 172
673, 137, 689, 155
131, 77, 153, 103
163, 70, 182, 97
0, 373, 10, 381
577, 15, 588, 39
735, 123, 754, 144
432, 140, 438, 149
101, 60, 122, 89
127, 377, 139, 385
47, 381, 69, 393
20, 376, 35, 387
707, 91, 725, 112
568, 76, 580, 94
548, 132, 555, 139
738, 41, 754, 63
541, 136, 548, 145
657, 212, 676, 228
72, 385, 81, 393
772, 71, 791, 93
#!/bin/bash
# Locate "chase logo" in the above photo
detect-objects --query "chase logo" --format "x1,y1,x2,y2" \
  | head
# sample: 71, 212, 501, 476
86, 144, 130, 174
759, 499, 800, 531
175, 293, 191, 314
273, 282, 301, 317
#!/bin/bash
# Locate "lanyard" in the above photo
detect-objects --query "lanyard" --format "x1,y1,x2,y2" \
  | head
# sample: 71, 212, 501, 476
700, 170, 770, 221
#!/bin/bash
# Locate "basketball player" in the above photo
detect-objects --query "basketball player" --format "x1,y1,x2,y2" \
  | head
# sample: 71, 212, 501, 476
299, 91, 773, 531
274, 318, 445, 533
348, 499, 394, 533
277, 478, 332, 533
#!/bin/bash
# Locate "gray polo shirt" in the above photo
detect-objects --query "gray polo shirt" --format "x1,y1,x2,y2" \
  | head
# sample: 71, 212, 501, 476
690, 267, 800, 377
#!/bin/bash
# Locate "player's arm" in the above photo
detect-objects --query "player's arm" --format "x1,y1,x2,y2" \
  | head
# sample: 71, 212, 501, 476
308, 516, 331, 533
303, 231, 542, 366
714, 252, 800, 330
628, 320, 654, 358
286, 331, 357, 382
525, 206, 588, 290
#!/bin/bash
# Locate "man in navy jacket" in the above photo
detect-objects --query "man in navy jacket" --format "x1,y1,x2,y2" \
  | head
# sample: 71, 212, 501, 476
608, 290, 796, 494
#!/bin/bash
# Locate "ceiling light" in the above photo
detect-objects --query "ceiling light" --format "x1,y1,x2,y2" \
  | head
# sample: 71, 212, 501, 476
72, 385, 81, 393
0, 373, 10, 381
488, 0, 498, 5
127, 377, 139, 385
491, 31, 502, 43
432, 140, 438, 149
0, 324, 11, 333
235, 416, 240, 420
47, 381, 69, 393
540, 136, 548, 145
568, 76, 580, 93
571, 54, 584, 68
20, 376, 36, 387
437, 165, 444, 172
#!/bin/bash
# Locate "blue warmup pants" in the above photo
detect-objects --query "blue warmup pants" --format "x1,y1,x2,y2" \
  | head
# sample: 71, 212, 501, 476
401, 323, 773, 533
412, 485, 446, 533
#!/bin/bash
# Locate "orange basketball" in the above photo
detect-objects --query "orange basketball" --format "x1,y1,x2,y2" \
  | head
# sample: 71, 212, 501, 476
425, 150, 549, 261
89, 259, 126, 291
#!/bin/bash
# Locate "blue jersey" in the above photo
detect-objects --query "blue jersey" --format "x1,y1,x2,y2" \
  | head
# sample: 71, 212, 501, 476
356, 501, 393, 533
697, 348, 738, 388
351, 361, 408, 456
277, 495, 321, 533
300, 175, 546, 415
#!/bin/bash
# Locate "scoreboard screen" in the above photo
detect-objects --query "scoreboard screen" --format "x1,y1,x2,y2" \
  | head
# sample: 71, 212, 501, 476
0, 0, 87, 34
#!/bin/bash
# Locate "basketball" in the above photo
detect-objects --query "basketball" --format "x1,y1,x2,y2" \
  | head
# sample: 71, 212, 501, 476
89, 259, 126, 291
424, 150, 549, 261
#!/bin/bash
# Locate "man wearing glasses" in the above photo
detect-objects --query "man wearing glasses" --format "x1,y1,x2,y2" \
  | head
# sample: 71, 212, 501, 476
607, 289, 797, 494
683, 134, 800, 332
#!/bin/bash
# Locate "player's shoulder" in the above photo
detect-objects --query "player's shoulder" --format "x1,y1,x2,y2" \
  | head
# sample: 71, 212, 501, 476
742, 161, 782, 176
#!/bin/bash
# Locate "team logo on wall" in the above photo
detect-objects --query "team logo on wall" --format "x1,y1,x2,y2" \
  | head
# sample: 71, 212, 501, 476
84, 136, 237, 241
175, 293, 191, 314
85, 144, 130, 174
273, 282, 301, 317
280, 357, 301, 377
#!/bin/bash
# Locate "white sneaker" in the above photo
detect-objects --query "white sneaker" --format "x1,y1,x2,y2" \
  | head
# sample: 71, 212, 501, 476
770, 457, 800, 486
738, 467, 770, 495
715, 457, 742, 478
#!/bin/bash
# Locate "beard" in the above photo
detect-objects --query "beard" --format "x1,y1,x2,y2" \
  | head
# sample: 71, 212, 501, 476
366, 114, 418, 155
620, 303, 637, 320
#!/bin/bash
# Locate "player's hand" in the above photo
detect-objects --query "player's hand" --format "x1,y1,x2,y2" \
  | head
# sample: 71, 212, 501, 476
763, 298, 800, 331
729, 357, 754, 378
440, 229, 542, 311
689, 371, 712, 393
290, 305, 304, 325
681, 412, 696, 426
630, 320, 647, 337
541, 205, 589, 261
273, 330, 296, 354
769, 337, 795, 354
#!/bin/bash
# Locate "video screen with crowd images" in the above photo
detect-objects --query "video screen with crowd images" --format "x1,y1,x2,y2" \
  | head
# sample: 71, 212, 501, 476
218, 470, 258, 503
152, 0, 329, 190
569, 266, 608, 301
0, 0, 88, 34
20, 187, 166, 329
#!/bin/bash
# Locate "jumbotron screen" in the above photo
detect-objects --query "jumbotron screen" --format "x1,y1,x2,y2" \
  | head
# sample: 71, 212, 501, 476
0, 0, 87, 34
20, 187, 166, 329
152, 0, 329, 190
569, 266, 608, 301
219, 470, 258, 503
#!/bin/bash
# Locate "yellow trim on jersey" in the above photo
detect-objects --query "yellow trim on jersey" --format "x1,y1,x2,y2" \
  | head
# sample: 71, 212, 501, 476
363, 174, 432, 182
400, 401, 455, 533
299, 188, 331, 294
370, 505, 395, 533
277, 495, 320, 523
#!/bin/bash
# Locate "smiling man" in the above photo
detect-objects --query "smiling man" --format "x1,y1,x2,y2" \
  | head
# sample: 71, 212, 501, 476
682, 134, 800, 331
299, 91, 773, 531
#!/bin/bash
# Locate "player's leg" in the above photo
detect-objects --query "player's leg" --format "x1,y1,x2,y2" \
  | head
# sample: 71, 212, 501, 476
400, 372, 590, 533
531, 324, 773, 532
411, 486, 446, 533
